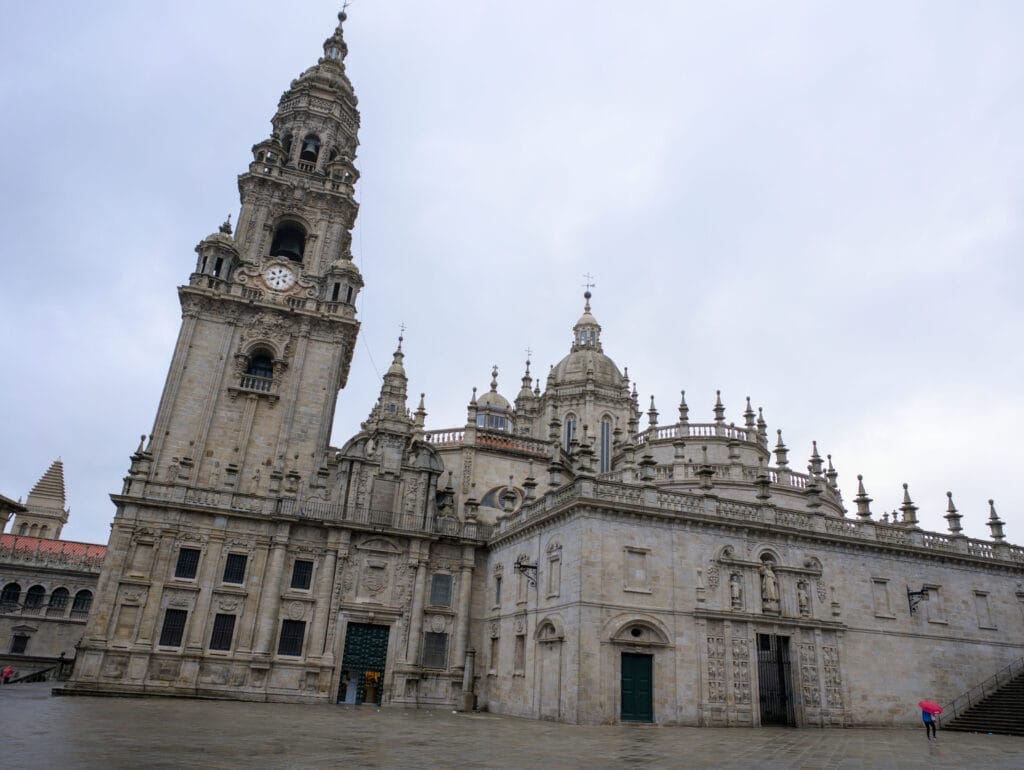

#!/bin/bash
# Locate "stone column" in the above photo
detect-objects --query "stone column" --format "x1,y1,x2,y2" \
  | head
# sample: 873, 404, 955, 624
307, 536, 339, 661
254, 522, 291, 655
185, 533, 225, 650
461, 648, 476, 712
134, 529, 179, 646
404, 552, 428, 665
451, 546, 475, 670
82, 521, 134, 644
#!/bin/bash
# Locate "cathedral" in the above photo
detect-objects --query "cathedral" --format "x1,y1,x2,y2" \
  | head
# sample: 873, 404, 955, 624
64, 12, 1024, 727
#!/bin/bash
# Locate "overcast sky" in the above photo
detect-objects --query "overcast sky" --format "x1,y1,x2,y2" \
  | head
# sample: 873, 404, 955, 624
2, 1, 1021, 545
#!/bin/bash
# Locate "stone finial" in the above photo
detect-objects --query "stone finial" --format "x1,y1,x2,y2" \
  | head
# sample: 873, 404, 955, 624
756, 407, 767, 444
825, 454, 838, 489
944, 491, 963, 535
900, 483, 919, 527
755, 457, 772, 501
679, 390, 689, 425
631, 382, 639, 407
523, 461, 538, 502
744, 397, 756, 431
414, 393, 427, 428
647, 396, 659, 428
470, 386, 477, 405
987, 499, 1006, 541
774, 430, 789, 468
136, 434, 147, 453
464, 482, 479, 522
805, 465, 823, 511
696, 445, 715, 490
809, 441, 823, 476
853, 474, 872, 520
489, 365, 499, 392
219, 215, 232, 234
713, 390, 725, 424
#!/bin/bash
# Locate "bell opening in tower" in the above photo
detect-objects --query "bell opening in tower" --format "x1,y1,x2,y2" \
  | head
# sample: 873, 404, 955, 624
270, 223, 306, 262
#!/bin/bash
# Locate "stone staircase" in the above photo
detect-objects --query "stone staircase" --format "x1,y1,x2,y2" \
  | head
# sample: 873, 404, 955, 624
941, 659, 1024, 736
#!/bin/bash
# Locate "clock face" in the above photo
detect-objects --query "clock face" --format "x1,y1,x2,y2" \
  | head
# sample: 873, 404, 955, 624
264, 265, 295, 291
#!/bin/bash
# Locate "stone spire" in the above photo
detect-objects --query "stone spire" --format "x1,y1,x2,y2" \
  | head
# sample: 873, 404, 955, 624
756, 408, 767, 447
899, 483, 919, 528
364, 335, 412, 434
647, 396, 659, 428
808, 441, 823, 476
713, 391, 725, 424
987, 499, 1006, 541
774, 430, 789, 468
10, 459, 69, 539
744, 397, 756, 432
853, 475, 873, 520
944, 491, 963, 535
678, 390, 689, 427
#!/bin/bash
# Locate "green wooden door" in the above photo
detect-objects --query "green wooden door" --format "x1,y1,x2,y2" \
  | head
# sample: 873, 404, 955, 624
340, 623, 390, 705
621, 652, 653, 722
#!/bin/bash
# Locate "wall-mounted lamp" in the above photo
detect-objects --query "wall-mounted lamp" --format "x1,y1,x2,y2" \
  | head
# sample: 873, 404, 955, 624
907, 586, 930, 615
514, 558, 538, 587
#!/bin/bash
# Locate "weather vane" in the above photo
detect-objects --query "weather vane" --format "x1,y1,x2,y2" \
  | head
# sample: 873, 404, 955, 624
582, 273, 595, 293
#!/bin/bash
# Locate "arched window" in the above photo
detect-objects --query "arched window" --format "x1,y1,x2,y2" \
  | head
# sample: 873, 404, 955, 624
24, 585, 45, 610
47, 587, 70, 616
39, 525, 49, 538
1, 583, 21, 606
29, 524, 38, 536
17, 523, 27, 536
563, 415, 577, 451
600, 416, 612, 473
300, 134, 321, 163
71, 589, 93, 619
281, 132, 293, 156
270, 222, 306, 262
246, 351, 274, 380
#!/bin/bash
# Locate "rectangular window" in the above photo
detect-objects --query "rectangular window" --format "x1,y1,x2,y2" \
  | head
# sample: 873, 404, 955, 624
975, 591, 995, 629
429, 574, 453, 607
209, 614, 236, 651
174, 547, 201, 579
223, 553, 247, 584
514, 634, 525, 675
624, 547, 651, 592
924, 585, 945, 624
291, 559, 313, 590
494, 575, 502, 607
872, 579, 893, 618
547, 556, 562, 598
423, 632, 449, 669
489, 635, 500, 674
158, 608, 188, 647
11, 635, 28, 654
278, 619, 306, 656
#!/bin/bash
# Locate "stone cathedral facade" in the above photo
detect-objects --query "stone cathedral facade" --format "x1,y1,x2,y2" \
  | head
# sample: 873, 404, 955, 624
66, 13, 1024, 727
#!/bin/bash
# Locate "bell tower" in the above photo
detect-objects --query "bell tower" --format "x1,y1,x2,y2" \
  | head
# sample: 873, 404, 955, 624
142, 11, 364, 496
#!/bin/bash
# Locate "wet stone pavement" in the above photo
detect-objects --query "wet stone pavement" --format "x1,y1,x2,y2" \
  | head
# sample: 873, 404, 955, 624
1, 683, 1021, 770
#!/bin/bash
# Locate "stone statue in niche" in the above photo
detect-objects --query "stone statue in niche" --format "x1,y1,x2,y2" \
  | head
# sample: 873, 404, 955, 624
729, 572, 743, 610
759, 561, 780, 613
797, 580, 810, 617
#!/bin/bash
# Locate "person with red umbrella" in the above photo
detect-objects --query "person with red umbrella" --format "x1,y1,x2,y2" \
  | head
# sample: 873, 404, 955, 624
919, 700, 942, 740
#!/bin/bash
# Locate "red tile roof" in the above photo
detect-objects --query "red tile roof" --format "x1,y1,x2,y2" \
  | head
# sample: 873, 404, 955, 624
0, 534, 106, 561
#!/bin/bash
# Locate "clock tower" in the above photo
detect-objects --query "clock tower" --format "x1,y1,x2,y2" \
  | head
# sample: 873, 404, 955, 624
69, 12, 374, 699
148, 11, 363, 495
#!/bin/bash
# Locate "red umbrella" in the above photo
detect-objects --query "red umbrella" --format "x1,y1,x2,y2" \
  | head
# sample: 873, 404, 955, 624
919, 700, 943, 715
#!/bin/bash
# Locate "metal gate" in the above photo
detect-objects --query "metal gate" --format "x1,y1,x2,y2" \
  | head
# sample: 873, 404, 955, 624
339, 623, 390, 706
757, 634, 794, 725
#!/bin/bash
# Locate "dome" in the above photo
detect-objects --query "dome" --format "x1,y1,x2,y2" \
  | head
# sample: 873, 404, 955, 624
478, 389, 511, 410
